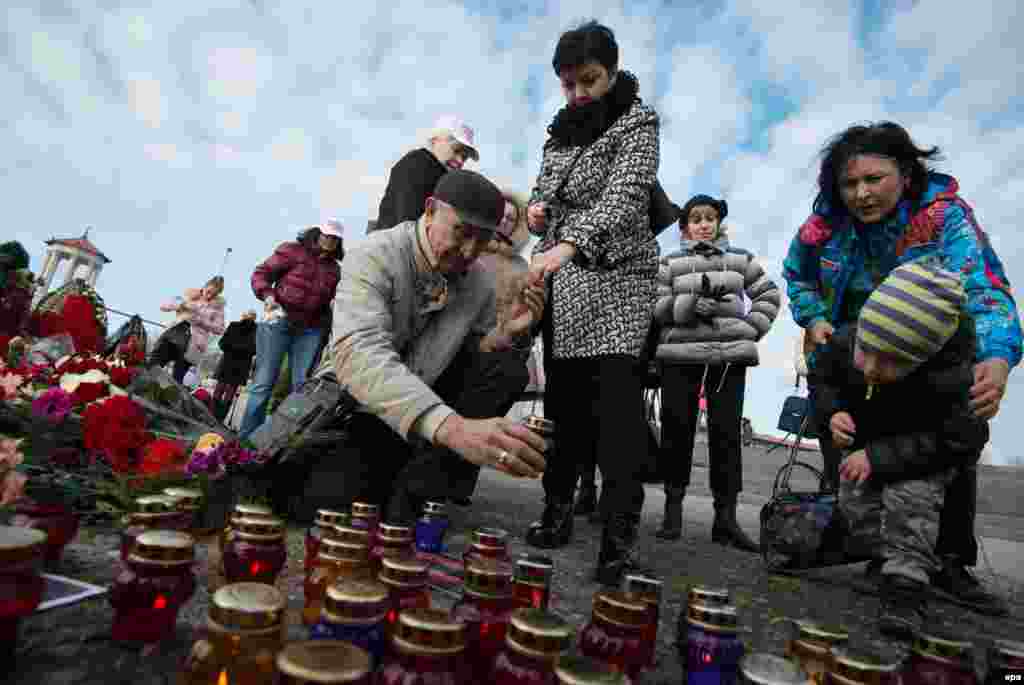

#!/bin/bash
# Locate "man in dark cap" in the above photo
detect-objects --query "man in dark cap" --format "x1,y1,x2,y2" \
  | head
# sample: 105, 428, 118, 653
280, 170, 548, 521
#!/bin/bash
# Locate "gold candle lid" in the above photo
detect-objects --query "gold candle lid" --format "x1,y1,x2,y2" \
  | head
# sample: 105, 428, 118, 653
234, 502, 275, 519
689, 585, 730, 605
376, 522, 413, 544
315, 509, 350, 527
830, 647, 905, 676
129, 530, 195, 565
993, 639, 1024, 659
324, 580, 389, 624
472, 527, 508, 548
523, 415, 555, 436
740, 653, 807, 685
318, 537, 369, 563
233, 516, 285, 540
514, 555, 554, 585
506, 608, 572, 659
464, 556, 513, 597
911, 629, 973, 663
423, 501, 447, 516
793, 619, 848, 643
163, 487, 203, 508
378, 555, 428, 588
324, 524, 370, 546
592, 590, 647, 629
135, 495, 179, 514
0, 525, 48, 564
210, 582, 286, 630
687, 602, 741, 633
350, 502, 379, 518
392, 608, 466, 656
554, 654, 628, 685
276, 640, 371, 683
623, 573, 663, 604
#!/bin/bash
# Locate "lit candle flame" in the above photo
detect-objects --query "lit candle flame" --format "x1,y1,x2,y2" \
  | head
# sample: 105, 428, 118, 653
217, 669, 228, 685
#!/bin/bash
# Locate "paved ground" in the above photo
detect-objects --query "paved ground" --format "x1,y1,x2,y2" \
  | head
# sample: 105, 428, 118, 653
8, 438, 1024, 684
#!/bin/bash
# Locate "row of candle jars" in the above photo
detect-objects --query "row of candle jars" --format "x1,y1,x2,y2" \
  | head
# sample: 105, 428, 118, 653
0, 526, 48, 662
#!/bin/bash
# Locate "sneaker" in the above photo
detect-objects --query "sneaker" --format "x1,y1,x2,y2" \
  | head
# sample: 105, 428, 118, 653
928, 559, 1009, 616
878, 576, 925, 639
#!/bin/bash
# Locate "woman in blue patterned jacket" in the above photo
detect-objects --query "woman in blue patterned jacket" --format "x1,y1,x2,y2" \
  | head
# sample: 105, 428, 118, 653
782, 121, 1021, 614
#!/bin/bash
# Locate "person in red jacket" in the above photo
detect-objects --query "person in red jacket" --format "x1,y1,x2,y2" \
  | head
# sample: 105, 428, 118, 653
239, 220, 344, 439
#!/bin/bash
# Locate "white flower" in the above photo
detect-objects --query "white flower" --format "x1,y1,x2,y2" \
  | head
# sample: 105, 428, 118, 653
59, 369, 111, 394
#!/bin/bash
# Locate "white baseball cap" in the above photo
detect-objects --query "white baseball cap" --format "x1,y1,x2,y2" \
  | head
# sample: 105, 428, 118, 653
319, 218, 344, 239
433, 114, 479, 161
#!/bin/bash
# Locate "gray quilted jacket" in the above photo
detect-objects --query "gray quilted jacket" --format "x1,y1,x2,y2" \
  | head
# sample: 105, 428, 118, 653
653, 237, 779, 366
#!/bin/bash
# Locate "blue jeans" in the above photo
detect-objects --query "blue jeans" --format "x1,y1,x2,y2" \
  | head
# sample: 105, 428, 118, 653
238, 318, 323, 439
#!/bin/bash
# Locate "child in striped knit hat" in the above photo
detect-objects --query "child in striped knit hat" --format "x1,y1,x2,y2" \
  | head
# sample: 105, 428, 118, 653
810, 259, 990, 638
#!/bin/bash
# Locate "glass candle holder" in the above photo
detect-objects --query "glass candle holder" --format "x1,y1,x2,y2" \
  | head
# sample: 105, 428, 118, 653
223, 517, 287, 585
513, 555, 554, 611
11, 500, 80, 564
306, 509, 351, 571
451, 556, 516, 680
121, 495, 185, 561
579, 590, 649, 681
310, 579, 389, 669
110, 530, 196, 643
782, 620, 849, 685
740, 653, 810, 685
492, 608, 573, 685
553, 654, 630, 685
0, 526, 47, 662
688, 585, 731, 608
682, 602, 746, 685
276, 640, 372, 684
824, 647, 906, 685
179, 582, 286, 685
904, 630, 977, 685
370, 523, 414, 577
221, 503, 276, 551
378, 555, 431, 628
303, 537, 371, 625
463, 527, 510, 566
414, 501, 449, 553
376, 608, 470, 685
164, 487, 204, 533
987, 640, 1024, 685
350, 502, 380, 548
623, 573, 663, 669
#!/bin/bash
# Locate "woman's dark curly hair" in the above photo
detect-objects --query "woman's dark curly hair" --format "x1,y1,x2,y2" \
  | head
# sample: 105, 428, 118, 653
552, 20, 618, 74
814, 121, 943, 217
297, 226, 344, 261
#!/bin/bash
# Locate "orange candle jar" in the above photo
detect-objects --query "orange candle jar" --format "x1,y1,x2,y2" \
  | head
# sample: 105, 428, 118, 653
783, 620, 849, 685
306, 509, 351, 571
303, 536, 371, 625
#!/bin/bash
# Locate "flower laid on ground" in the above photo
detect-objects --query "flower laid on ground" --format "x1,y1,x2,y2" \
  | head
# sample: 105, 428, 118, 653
82, 395, 150, 473
31, 387, 74, 424
185, 441, 265, 480
0, 371, 24, 400
139, 438, 187, 476
0, 436, 26, 506
0, 437, 24, 470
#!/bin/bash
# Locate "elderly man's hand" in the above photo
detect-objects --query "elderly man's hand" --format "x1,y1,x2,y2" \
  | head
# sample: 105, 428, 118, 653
529, 242, 576, 282
435, 415, 546, 478
970, 358, 1010, 420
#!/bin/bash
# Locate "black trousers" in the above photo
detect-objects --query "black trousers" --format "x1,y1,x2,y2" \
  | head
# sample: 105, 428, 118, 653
659, 363, 747, 498
542, 356, 646, 519
278, 336, 528, 523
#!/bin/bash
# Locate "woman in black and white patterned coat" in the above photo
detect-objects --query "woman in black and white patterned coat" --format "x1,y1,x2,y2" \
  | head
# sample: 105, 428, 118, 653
652, 194, 779, 550
525, 20, 660, 586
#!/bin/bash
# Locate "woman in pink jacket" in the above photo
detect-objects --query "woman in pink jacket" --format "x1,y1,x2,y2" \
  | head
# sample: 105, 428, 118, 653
156, 275, 227, 383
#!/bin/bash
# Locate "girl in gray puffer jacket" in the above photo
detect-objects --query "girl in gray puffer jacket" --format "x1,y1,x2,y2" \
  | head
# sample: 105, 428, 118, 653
652, 195, 779, 550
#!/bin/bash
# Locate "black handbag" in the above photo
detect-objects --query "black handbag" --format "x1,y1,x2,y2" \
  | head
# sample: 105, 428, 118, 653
777, 394, 817, 439
150, 320, 191, 366
649, 180, 680, 236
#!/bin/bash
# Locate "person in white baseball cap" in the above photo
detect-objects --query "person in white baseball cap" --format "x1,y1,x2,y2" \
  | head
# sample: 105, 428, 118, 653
374, 114, 480, 232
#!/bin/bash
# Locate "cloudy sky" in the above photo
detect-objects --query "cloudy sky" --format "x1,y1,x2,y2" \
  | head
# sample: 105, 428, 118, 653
3, 1, 1022, 463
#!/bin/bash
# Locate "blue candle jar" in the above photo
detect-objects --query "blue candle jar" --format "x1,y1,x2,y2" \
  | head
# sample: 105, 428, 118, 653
309, 579, 389, 669
681, 602, 745, 685
414, 501, 449, 553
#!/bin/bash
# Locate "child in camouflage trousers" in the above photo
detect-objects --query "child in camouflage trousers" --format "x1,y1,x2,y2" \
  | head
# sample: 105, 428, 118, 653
811, 260, 989, 638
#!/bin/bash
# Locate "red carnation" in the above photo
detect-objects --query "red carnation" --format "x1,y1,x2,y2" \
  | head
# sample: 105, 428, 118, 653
72, 381, 109, 405
108, 366, 136, 388
139, 438, 186, 476
82, 396, 149, 473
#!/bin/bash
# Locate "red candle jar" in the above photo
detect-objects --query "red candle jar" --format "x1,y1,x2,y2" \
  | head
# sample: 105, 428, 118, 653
350, 502, 380, 547
221, 502, 276, 550
451, 555, 516, 680
491, 608, 572, 685
622, 573, 663, 669
304, 536, 372, 625
277, 640, 373, 684
223, 516, 287, 585
553, 654, 630, 685
307, 509, 351, 571
370, 523, 414, 577
12, 500, 80, 564
688, 585, 730, 608
904, 631, 977, 685
121, 495, 184, 561
783, 620, 849, 685
463, 527, 510, 565
513, 555, 553, 611
987, 640, 1024, 685
110, 530, 196, 643
825, 647, 906, 685
378, 555, 431, 627
578, 590, 648, 681
179, 582, 286, 685
0, 526, 47, 661
376, 608, 470, 685
164, 487, 205, 533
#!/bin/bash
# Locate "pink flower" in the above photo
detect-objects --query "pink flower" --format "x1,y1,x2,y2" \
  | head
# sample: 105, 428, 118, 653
0, 372, 24, 400
0, 438, 23, 470
32, 387, 74, 424
0, 470, 26, 505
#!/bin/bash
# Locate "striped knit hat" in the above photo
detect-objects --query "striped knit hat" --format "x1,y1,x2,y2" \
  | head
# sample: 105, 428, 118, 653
856, 260, 965, 368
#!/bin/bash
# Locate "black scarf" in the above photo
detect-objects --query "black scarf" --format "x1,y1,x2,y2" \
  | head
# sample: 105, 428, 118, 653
547, 70, 640, 148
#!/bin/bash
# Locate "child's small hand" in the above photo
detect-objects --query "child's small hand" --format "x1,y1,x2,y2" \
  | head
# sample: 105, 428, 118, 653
839, 449, 872, 484
829, 411, 857, 448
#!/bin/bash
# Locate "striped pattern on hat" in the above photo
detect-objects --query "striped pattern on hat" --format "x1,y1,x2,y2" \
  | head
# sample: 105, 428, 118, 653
856, 260, 965, 367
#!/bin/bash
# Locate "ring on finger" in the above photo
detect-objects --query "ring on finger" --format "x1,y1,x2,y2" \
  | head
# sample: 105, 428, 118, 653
497, 449, 512, 467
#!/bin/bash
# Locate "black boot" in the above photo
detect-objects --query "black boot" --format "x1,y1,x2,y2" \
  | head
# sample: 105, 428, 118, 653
525, 499, 574, 549
655, 486, 684, 541
879, 575, 926, 638
594, 512, 648, 587
711, 494, 759, 553
574, 480, 598, 518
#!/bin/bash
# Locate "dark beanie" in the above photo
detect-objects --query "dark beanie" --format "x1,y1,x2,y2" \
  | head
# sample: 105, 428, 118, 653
680, 195, 728, 224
